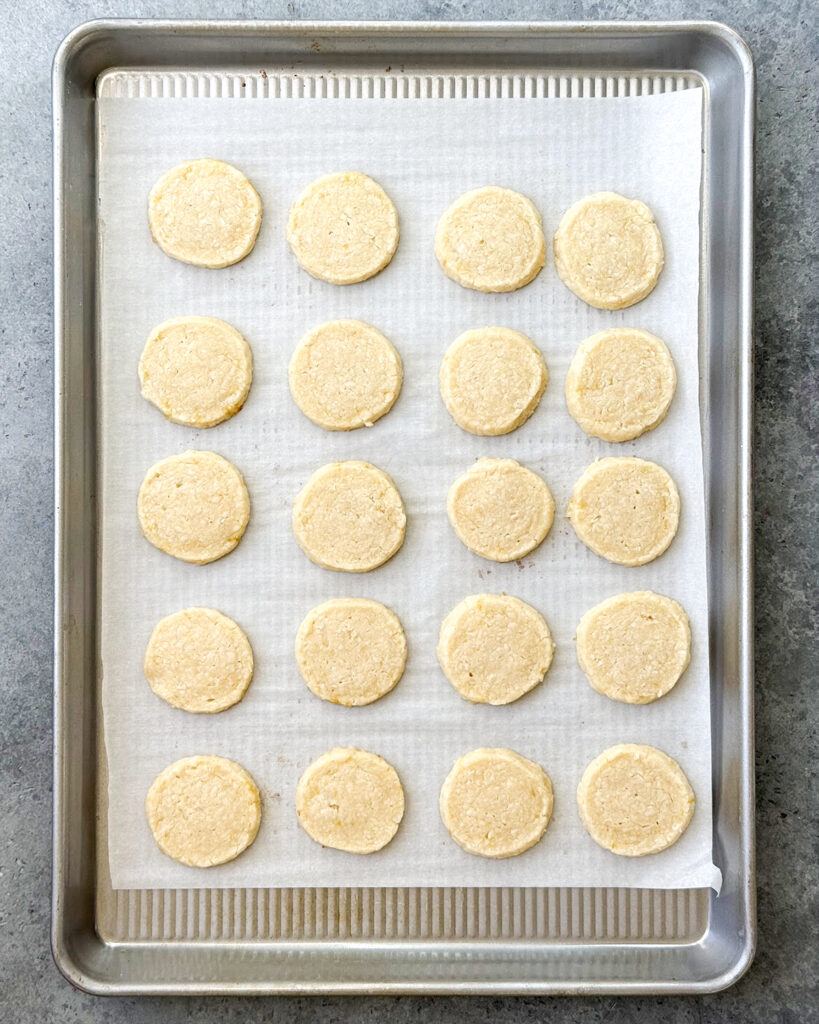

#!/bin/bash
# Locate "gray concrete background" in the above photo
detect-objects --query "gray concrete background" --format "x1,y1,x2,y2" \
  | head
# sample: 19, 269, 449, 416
1, 0, 816, 1020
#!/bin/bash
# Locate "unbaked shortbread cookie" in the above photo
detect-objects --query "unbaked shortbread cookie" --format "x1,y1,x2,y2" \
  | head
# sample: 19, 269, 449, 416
576, 591, 691, 704
286, 171, 399, 285
296, 747, 405, 853
292, 461, 406, 572
435, 186, 546, 293
554, 192, 664, 309
296, 598, 407, 706
148, 159, 262, 269
138, 450, 250, 565
577, 744, 695, 856
144, 607, 254, 713
447, 458, 554, 562
565, 328, 676, 442
568, 457, 680, 567
146, 755, 261, 867
440, 748, 554, 858
139, 316, 253, 428
289, 319, 402, 430
439, 327, 548, 435
437, 594, 554, 705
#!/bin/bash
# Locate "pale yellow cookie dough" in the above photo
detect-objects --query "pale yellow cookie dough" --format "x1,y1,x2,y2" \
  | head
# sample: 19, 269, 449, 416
568, 457, 680, 567
138, 316, 253, 428
554, 191, 664, 309
447, 457, 554, 562
577, 591, 691, 704
148, 159, 262, 269
565, 328, 676, 442
435, 186, 546, 292
289, 319, 403, 430
146, 755, 261, 867
577, 744, 695, 856
137, 450, 250, 565
439, 327, 548, 436
440, 748, 553, 858
437, 594, 554, 705
144, 607, 254, 713
286, 171, 399, 285
296, 747, 405, 853
295, 598, 407, 706
292, 461, 406, 572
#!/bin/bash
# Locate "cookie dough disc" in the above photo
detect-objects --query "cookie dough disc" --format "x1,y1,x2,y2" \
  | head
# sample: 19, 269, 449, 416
440, 748, 554, 858
577, 591, 691, 704
568, 457, 680, 567
565, 328, 676, 442
437, 594, 554, 705
289, 319, 403, 430
296, 598, 407, 706
138, 450, 250, 565
447, 458, 554, 562
435, 186, 546, 293
286, 171, 399, 285
293, 461, 406, 573
439, 327, 548, 436
146, 755, 261, 867
296, 747, 405, 853
144, 608, 254, 713
139, 316, 253, 428
554, 191, 664, 309
148, 159, 262, 269
577, 744, 695, 856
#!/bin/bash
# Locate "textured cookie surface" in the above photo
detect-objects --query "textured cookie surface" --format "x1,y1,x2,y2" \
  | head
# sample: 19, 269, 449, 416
437, 594, 554, 705
440, 327, 548, 435
435, 186, 546, 292
577, 744, 695, 856
568, 457, 680, 567
296, 747, 405, 853
146, 755, 261, 867
554, 191, 664, 309
148, 159, 262, 269
137, 450, 250, 565
286, 171, 399, 284
440, 748, 553, 858
296, 598, 407, 706
289, 319, 402, 430
565, 328, 676, 442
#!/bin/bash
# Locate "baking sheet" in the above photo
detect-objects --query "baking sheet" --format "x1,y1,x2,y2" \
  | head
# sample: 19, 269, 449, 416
98, 87, 721, 892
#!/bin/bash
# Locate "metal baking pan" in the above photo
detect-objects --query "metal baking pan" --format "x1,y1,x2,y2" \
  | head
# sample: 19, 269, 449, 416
53, 19, 754, 995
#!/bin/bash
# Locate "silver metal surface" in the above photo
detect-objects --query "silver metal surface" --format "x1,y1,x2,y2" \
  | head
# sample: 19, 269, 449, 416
53, 19, 755, 995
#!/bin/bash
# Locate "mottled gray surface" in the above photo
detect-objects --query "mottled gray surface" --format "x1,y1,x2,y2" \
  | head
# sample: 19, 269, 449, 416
0, 0, 816, 1020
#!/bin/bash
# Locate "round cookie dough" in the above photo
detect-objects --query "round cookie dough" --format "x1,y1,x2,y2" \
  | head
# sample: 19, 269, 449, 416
296, 747, 405, 853
138, 450, 250, 565
148, 159, 262, 269
565, 328, 676, 442
293, 461, 406, 573
286, 171, 399, 285
146, 755, 261, 867
440, 748, 553, 858
577, 591, 691, 704
576, 744, 695, 856
554, 192, 664, 309
296, 598, 407, 706
437, 594, 554, 705
447, 458, 554, 562
435, 186, 546, 293
289, 319, 403, 430
144, 607, 254, 713
139, 316, 253, 428
568, 457, 680, 567
439, 327, 548, 436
